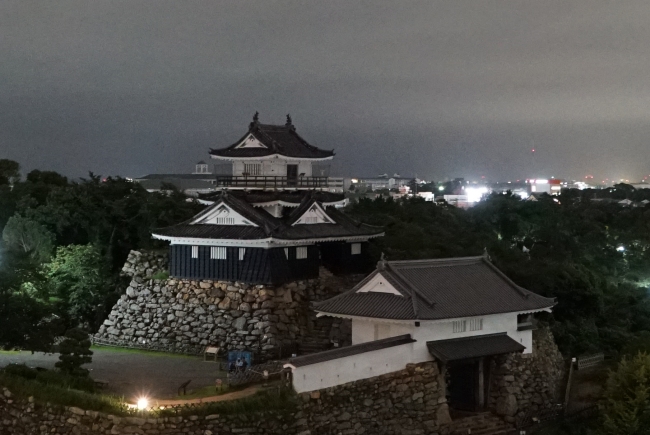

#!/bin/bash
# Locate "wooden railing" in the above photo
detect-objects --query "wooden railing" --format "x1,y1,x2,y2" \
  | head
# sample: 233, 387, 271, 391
215, 175, 331, 188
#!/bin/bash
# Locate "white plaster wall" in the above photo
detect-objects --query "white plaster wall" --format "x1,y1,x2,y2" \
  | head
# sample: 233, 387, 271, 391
298, 161, 313, 177
289, 342, 417, 393
351, 312, 534, 358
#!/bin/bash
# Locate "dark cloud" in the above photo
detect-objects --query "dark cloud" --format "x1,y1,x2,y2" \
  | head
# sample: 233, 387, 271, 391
2, 1, 650, 181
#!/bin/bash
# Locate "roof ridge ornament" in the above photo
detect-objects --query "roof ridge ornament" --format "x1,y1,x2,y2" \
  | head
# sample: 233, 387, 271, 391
483, 247, 491, 262
377, 253, 386, 270
250, 111, 260, 129
286, 114, 295, 131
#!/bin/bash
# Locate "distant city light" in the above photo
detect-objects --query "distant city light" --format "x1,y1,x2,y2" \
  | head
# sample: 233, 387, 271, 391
438, 186, 444, 191
466, 186, 489, 203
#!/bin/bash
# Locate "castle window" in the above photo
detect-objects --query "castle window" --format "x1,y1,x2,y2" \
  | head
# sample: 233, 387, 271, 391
238, 248, 246, 261
191, 246, 199, 259
214, 217, 235, 225
351, 243, 362, 255
244, 163, 261, 176
452, 320, 467, 333
210, 247, 227, 260
470, 318, 483, 331
296, 247, 308, 259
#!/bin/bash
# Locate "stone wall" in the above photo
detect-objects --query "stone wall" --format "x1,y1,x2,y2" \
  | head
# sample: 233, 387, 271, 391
0, 386, 293, 435
1, 362, 450, 435
95, 250, 356, 358
488, 328, 566, 422
296, 361, 450, 435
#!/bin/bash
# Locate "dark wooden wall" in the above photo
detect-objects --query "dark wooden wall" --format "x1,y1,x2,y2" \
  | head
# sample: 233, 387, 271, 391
319, 241, 373, 275
169, 245, 320, 285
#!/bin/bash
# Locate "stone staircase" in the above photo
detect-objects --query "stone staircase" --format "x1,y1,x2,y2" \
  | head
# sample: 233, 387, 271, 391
446, 412, 514, 435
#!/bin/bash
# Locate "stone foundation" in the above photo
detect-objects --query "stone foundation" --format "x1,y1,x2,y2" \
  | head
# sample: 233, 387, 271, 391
488, 328, 566, 422
95, 250, 357, 358
297, 361, 450, 435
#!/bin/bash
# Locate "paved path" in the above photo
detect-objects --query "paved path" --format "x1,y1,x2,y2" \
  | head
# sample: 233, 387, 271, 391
0, 348, 226, 400
155, 385, 260, 406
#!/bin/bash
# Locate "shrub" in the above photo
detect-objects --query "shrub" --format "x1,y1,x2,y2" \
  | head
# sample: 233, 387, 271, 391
55, 328, 93, 377
151, 270, 169, 280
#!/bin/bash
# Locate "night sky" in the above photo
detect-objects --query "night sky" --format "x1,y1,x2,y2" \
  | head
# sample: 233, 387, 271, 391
2, 1, 650, 182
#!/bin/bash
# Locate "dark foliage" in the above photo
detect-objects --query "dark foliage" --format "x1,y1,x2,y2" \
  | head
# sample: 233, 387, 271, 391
55, 328, 93, 377
347, 191, 650, 356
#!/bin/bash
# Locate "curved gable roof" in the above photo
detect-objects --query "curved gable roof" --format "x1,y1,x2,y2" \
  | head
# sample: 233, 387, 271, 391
313, 256, 555, 321
210, 120, 335, 160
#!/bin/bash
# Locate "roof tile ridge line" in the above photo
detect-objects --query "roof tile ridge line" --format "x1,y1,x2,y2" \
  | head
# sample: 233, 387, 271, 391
289, 128, 333, 154
383, 264, 421, 319
256, 125, 283, 151
387, 264, 437, 309
480, 257, 530, 299
328, 208, 385, 230
387, 256, 484, 266
312, 270, 384, 308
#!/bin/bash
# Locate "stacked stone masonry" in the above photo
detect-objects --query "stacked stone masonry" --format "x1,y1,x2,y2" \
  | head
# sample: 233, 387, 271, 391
488, 328, 566, 422
95, 250, 356, 358
0, 362, 454, 435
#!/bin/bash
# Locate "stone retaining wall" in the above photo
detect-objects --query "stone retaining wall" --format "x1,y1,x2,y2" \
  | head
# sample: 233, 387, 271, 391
488, 328, 566, 422
95, 250, 356, 359
296, 361, 451, 435
1, 362, 450, 435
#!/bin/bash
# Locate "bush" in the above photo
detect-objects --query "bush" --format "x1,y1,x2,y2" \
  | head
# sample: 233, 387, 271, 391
55, 328, 93, 377
2, 363, 96, 393
601, 353, 650, 434
151, 270, 169, 280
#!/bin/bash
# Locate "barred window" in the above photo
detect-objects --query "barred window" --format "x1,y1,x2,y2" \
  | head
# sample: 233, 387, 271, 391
210, 246, 227, 260
214, 217, 235, 225
244, 163, 261, 176
238, 248, 246, 261
470, 318, 483, 331
296, 247, 308, 259
452, 320, 467, 333
304, 217, 318, 223
351, 243, 362, 255
191, 246, 199, 259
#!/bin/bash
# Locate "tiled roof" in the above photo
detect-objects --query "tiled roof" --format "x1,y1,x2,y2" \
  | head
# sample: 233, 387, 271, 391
426, 333, 525, 362
202, 190, 346, 205
313, 256, 555, 320
152, 191, 383, 242
210, 121, 335, 159
286, 334, 416, 368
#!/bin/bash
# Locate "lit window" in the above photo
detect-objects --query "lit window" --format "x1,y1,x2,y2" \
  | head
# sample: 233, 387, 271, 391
191, 246, 199, 259
470, 318, 483, 331
238, 248, 246, 261
244, 163, 261, 176
210, 247, 227, 260
452, 320, 467, 333
296, 247, 308, 259
351, 243, 361, 255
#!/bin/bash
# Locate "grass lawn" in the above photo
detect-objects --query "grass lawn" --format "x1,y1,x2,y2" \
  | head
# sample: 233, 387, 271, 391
90, 345, 200, 359
0, 350, 21, 355
174, 384, 235, 400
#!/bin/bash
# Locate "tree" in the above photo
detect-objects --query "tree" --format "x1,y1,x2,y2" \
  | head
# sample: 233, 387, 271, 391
0, 247, 61, 351
55, 328, 93, 377
44, 244, 112, 328
601, 353, 650, 434
0, 159, 20, 185
2, 214, 55, 262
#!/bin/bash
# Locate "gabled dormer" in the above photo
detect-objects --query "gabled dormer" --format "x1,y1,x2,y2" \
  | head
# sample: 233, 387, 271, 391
290, 201, 336, 226
191, 203, 257, 226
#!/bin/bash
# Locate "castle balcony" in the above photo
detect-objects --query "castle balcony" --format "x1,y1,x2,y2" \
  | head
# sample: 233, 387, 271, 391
215, 175, 340, 190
